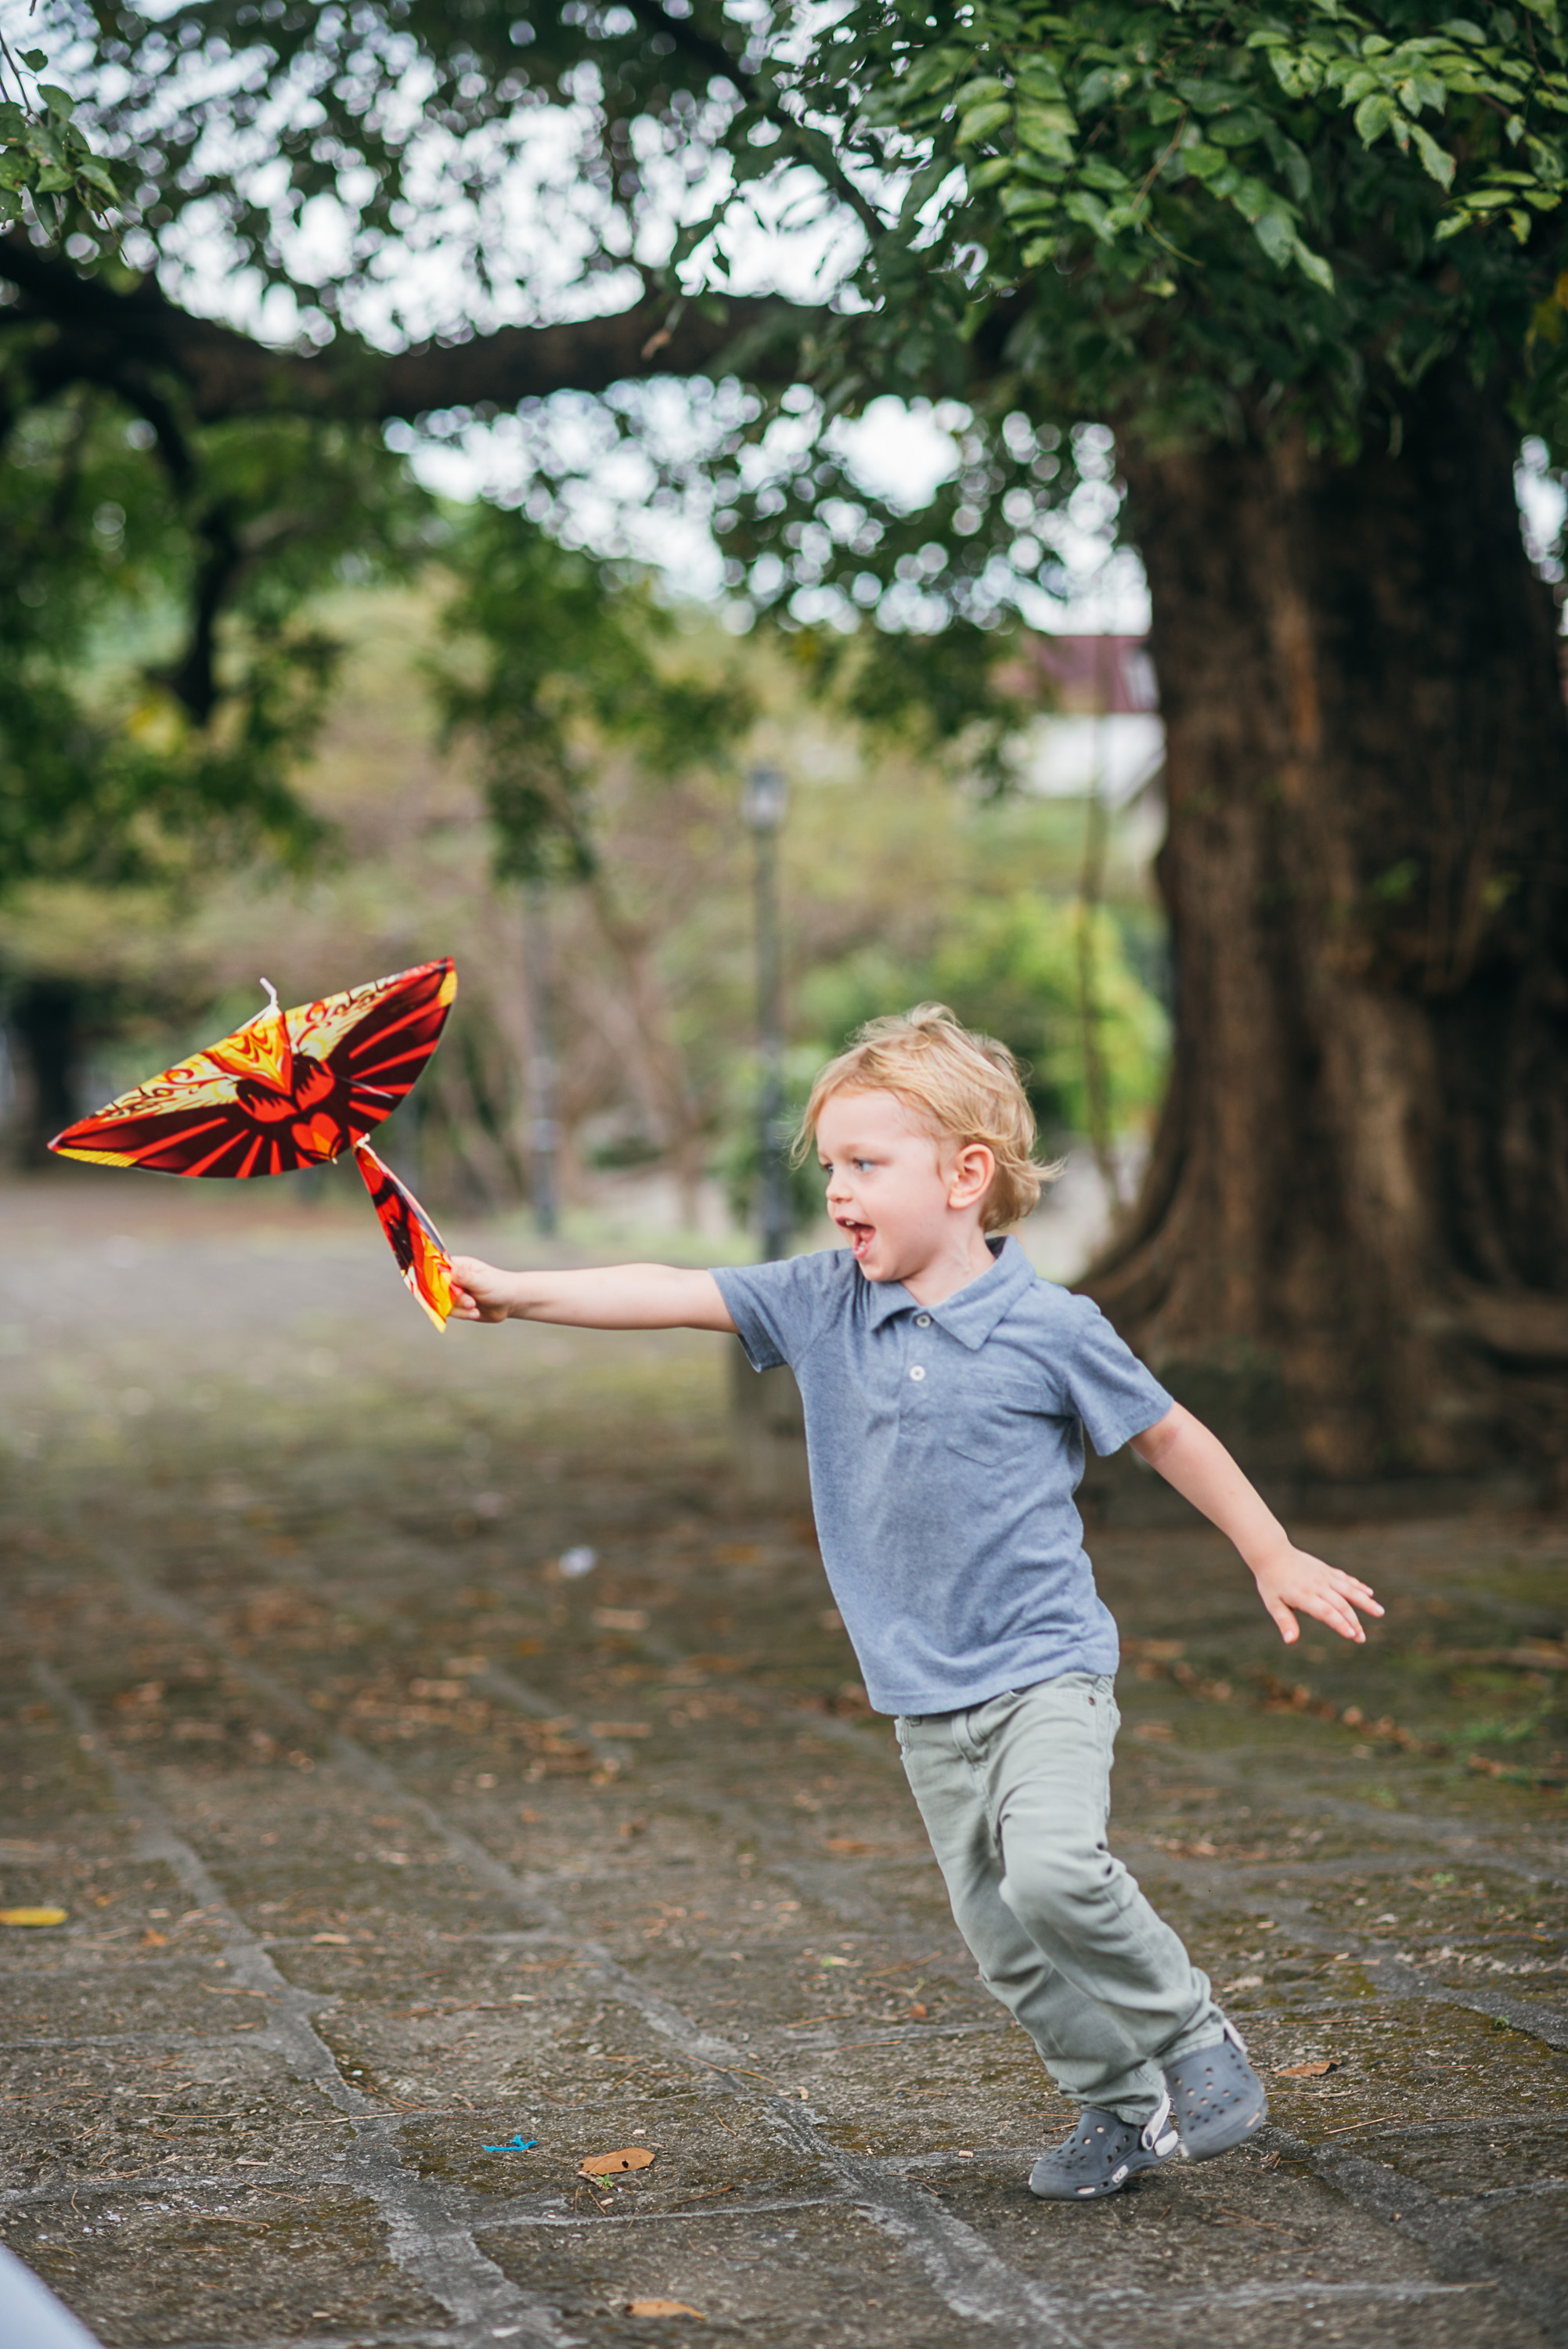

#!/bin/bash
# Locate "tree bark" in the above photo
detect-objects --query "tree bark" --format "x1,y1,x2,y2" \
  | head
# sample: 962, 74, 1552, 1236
1093, 366, 1568, 1480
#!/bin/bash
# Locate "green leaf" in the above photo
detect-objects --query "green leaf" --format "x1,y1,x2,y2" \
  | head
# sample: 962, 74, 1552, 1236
957, 100, 1013, 145
77, 160, 119, 198
1064, 187, 1115, 240
1015, 106, 1076, 161
1014, 61, 1066, 103
1148, 92, 1184, 124
965, 155, 1016, 190
1354, 92, 1397, 144
1411, 124, 1456, 187
1253, 207, 1296, 265
18, 49, 46, 70
1079, 155, 1130, 193
1209, 110, 1271, 148
1182, 143, 1230, 180
1401, 71, 1447, 114
1292, 236, 1336, 292
37, 87, 75, 120
955, 76, 1009, 107
1078, 65, 1134, 109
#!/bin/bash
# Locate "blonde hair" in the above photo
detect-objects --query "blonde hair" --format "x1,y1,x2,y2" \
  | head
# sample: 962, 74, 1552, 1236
795, 1003, 1046, 1232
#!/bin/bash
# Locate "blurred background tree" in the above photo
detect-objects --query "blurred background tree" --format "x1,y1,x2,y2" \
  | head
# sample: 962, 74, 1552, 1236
3, 0, 1567, 1475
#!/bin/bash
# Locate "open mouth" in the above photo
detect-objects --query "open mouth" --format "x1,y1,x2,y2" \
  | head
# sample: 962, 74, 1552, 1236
837, 1217, 874, 1261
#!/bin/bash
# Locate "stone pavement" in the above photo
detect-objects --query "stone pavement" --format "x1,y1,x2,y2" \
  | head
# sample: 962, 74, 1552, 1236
2, 1178, 1566, 2347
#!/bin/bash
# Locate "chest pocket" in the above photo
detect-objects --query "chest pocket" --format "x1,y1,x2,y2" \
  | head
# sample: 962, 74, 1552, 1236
941, 1367, 1062, 1469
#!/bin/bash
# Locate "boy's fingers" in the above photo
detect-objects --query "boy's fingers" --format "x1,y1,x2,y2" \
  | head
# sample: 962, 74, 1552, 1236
1305, 1593, 1365, 1643
1267, 1597, 1299, 1643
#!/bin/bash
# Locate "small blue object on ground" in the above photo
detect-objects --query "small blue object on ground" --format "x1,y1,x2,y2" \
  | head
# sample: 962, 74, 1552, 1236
481, 2133, 540, 2152
0, 2241, 106, 2347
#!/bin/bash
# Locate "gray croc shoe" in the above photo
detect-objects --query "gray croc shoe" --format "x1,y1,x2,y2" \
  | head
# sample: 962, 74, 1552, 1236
1029, 2093, 1180, 2200
1162, 2019, 1267, 2160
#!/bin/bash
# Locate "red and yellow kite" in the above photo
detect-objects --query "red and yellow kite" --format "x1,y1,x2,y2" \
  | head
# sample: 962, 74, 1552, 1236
49, 959, 460, 1328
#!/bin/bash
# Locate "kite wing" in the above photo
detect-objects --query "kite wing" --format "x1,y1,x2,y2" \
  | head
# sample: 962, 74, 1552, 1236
48, 960, 457, 1178
352, 1140, 456, 1331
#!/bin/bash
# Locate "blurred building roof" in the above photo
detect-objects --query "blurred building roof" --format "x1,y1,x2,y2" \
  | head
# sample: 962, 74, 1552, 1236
1017, 634, 1159, 716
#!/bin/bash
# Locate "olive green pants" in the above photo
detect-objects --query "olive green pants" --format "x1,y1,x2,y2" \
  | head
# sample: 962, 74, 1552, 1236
896, 1673, 1222, 2124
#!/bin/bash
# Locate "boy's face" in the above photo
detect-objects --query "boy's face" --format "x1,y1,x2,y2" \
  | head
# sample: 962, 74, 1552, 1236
816, 1088, 993, 1286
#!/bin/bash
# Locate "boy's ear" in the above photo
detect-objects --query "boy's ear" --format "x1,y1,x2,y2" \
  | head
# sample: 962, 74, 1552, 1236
947, 1141, 997, 1211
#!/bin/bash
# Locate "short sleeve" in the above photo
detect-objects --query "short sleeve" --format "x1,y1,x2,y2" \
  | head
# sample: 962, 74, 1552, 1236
710, 1252, 836, 1373
1060, 1296, 1173, 1457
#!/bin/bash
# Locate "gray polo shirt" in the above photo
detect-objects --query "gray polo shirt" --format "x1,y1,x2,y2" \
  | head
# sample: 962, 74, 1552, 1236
712, 1236, 1172, 1716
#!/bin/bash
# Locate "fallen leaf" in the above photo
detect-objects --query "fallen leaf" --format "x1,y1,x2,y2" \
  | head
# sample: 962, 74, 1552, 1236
1220, 1975, 1264, 1994
514, 1638, 546, 1657
589, 1721, 653, 1738
312, 1932, 352, 1944
0, 1907, 67, 1928
628, 2302, 703, 2320
1133, 1721, 1175, 1741
140, 1929, 169, 1947
581, 2145, 655, 2177
1274, 2059, 1337, 2078
825, 1837, 875, 1855
593, 1607, 648, 1632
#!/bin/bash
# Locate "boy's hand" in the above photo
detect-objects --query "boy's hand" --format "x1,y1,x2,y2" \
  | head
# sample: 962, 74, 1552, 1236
448, 1255, 517, 1323
1251, 1544, 1383, 1646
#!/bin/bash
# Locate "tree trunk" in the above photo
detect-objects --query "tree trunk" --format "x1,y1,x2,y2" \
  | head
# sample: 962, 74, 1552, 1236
9, 979, 85, 1167
1093, 364, 1568, 1481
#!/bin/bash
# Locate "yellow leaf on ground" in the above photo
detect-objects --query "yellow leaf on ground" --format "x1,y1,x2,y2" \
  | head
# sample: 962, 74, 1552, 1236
1275, 2059, 1336, 2077
312, 1932, 352, 1943
589, 1722, 653, 1738
628, 2301, 703, 2319
0, 1907, 67, 1927
581, 2145, 655, 2176
825, 1837, 874, 1854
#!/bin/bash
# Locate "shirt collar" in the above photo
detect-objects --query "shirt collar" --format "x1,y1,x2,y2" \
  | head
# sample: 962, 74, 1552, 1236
857, 1234, 1037, 1349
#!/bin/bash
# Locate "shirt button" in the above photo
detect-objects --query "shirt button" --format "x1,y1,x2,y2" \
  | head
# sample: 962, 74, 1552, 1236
914, 1313, 932, 1326
909, 1365, 926, 1381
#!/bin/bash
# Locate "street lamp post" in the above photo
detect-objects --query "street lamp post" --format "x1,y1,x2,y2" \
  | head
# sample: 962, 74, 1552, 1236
742, 763, 789, 1264
521, 878, 561, 1237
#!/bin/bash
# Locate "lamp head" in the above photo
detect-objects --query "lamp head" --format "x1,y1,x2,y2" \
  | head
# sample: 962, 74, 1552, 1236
742, 763, 788, 832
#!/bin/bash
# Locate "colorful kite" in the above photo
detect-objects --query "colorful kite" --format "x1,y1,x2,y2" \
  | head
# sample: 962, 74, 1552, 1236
49, 959, 460, 1329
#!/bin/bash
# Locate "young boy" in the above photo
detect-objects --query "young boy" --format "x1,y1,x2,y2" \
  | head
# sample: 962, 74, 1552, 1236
450, 1005, 1382, 2200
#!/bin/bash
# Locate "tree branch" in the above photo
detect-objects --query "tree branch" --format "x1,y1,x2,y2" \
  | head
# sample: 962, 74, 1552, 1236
0, 236, 819, 426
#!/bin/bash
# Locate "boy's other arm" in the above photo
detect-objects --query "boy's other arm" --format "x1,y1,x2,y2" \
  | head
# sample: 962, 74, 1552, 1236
449, 1256, 737, 1334
1129, 1402, 1383, 1646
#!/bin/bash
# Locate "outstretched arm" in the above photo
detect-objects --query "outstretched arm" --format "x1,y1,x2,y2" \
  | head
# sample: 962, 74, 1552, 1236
449, 1256, 737, 1333
1130, 1402, 1382, 1646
